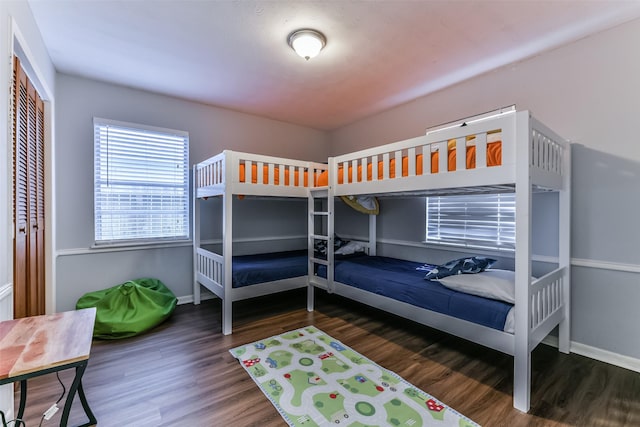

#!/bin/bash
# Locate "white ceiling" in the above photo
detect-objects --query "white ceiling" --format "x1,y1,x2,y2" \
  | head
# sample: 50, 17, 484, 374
28, 0, 640, 131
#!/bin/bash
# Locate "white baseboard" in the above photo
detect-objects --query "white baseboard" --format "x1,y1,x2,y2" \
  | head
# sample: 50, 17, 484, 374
542, 336, 640, 373
177, 291, 217, 305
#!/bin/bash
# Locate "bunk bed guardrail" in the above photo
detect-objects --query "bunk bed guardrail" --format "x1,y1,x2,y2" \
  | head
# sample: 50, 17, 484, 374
196, 150, 329, 198
529, 266, 567, 347
195, 247, 224, 299
329, 111, 569, 196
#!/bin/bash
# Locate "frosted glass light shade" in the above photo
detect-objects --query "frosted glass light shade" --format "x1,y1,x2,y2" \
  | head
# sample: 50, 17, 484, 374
288, 29, 326, 60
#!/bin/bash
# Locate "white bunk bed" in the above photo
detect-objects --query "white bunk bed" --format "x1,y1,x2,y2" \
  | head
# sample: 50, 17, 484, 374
307, 110, 571, 413
193, 150, 328, 335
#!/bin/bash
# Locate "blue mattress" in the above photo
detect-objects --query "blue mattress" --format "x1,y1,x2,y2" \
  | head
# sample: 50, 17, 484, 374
232, 250, 307, 288
318, 255, 513, 331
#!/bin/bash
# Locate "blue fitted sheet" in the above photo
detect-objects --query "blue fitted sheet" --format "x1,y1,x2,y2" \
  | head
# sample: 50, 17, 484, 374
318, 255, 512, 331
232, 250, 307, 288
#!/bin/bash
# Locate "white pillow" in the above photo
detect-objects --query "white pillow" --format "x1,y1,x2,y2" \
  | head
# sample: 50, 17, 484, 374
437, 269, 533, 304
334, 241, 365, 255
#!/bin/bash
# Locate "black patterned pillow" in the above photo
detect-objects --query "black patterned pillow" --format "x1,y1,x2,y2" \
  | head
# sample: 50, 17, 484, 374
424, 256, 497, 280
314, 235, 349, 257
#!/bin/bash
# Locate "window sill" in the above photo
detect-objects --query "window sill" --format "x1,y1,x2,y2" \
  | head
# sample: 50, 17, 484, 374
421, 240, 515, 257
92, 239, 192, 250
57, 240, 192, 257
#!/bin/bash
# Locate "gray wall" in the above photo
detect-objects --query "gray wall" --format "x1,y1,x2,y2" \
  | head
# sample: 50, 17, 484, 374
55, 74, 328, 311
329, 18, 640, 360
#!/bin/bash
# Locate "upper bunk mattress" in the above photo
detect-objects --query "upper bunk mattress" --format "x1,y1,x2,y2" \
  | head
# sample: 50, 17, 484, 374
233, 250, 308, 288
318, 255, 512, 331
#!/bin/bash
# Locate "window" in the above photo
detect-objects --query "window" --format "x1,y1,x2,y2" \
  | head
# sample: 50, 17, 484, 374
94, 118, 189, 244
426, 193, 515, 250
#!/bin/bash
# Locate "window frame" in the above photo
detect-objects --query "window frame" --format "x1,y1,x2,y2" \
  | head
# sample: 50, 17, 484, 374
93, 117, 190, 246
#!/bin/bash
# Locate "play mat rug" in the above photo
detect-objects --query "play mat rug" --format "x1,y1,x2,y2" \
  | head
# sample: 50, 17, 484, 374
229, 326, 479, 427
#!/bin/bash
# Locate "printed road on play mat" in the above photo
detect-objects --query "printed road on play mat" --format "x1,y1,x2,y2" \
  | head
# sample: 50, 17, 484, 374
229, 326, 479, 427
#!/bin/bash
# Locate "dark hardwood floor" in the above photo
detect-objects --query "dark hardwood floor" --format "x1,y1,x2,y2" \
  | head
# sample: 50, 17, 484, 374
13, 289, 640, 426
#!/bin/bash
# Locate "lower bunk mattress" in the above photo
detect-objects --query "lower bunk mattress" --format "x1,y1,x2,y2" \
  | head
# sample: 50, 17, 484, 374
317, 255, 514, 332
232, 250, 308, 288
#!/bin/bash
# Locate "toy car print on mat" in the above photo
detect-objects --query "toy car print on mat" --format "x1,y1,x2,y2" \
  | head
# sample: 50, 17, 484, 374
230, 326, 479, 426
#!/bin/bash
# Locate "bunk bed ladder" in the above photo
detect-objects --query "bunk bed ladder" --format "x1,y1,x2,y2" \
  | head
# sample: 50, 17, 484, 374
307, 188, 334, 311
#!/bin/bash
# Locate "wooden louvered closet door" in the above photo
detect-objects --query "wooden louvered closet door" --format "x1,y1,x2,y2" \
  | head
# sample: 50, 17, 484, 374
12, 56, 45, 318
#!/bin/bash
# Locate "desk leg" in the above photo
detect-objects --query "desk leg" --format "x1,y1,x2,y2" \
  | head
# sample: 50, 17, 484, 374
76, 374, 97, 427
60, 362, 97, 427
16, 380, 27, 420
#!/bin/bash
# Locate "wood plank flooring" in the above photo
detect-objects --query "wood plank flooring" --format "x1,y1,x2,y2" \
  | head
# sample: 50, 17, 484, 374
12, 289, 640, 426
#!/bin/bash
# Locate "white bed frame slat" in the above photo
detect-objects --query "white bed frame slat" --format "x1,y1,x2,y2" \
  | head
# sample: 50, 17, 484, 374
476, 132, 487, 169
422, 146, 431, 176
437, 141, 448, 174
455, 137, 466, 171
394, 150, 402, 178
372, 155, 379, 180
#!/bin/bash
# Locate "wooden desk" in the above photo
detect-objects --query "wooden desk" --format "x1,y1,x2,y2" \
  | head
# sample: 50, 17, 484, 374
0, 308, 97, 427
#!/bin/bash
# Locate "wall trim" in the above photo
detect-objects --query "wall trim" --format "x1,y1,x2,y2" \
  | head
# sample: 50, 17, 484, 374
369, 236, 549, 261
542, 336, 640, 373
0, 282, 12, 301
377, 237, 425, 249
571, 257, 640, 273
200, 234, 306, 246
57, 241, 193, 257
57, 235, 307, 257
372, 237, 640, 273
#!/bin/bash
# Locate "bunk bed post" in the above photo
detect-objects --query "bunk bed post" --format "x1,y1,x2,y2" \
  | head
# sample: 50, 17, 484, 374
368, 214, 377, 256
558, 142, 572, 354
328, 189, 335, 291
307, 190, 315, 311
513, 111, 533, 412
222, 156, 234, 335
193, 165, 201, 305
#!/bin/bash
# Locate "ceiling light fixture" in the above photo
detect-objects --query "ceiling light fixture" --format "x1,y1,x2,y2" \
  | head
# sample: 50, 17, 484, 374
288, 29, 326, 60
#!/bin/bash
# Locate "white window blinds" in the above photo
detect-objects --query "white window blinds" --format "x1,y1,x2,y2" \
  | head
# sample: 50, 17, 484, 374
426, 193, 515, 250
94, 118, 189, 244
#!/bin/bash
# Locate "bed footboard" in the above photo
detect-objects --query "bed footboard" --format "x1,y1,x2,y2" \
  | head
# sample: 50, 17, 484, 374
195, 247, 224, 299
529, 266, 568, 347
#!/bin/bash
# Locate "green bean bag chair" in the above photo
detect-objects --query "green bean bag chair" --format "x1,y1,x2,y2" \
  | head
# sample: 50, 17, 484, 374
76, 278, 177, 339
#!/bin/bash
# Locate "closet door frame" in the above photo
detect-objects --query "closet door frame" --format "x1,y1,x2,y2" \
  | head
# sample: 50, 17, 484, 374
12, 55, 45, 317
12, 56, 29, 318
7, 22, 56, 317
